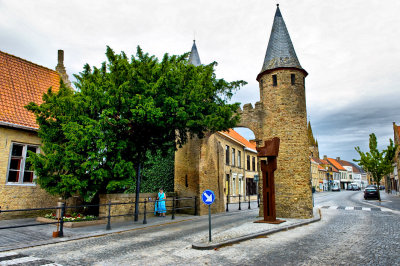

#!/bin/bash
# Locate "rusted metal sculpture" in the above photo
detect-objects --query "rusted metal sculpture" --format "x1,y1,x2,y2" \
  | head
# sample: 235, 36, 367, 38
255, 137, 285, 224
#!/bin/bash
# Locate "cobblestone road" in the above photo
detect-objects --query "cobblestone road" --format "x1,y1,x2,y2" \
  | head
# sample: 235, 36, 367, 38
5, 191, 400, 265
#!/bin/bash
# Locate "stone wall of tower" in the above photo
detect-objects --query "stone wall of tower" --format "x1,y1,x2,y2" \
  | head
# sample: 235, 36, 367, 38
174, 135, 202, 200
257, 68, 313, 218
174, 133, 225, 215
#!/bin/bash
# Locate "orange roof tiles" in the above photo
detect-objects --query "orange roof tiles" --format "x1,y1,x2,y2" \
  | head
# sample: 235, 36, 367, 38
219, 129, 256, 150
0, 50, 60, 130
318, 165, 326, 171
319, 159, 329, 165
327, 158, 347, 171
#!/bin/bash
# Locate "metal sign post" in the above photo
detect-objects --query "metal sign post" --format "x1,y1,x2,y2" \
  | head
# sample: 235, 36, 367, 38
202, 189, 215, 242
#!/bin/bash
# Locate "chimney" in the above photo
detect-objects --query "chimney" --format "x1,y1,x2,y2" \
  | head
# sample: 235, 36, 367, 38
57, 50, 64, 65
55, 49, 71, 87
323, 155, 327, 160
336, 157, 340, 161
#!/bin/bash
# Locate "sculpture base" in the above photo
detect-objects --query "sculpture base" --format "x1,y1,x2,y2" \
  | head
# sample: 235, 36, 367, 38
254, 219, 286, 224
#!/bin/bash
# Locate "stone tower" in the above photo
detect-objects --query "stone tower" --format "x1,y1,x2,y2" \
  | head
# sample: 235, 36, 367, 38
238, 4, 313, 218
174, 41, 226, 215
175, 5, 313, 218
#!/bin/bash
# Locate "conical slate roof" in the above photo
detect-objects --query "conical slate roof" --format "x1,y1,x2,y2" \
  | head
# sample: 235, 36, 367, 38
188, 40, 201, 66
260, 5, 304, 75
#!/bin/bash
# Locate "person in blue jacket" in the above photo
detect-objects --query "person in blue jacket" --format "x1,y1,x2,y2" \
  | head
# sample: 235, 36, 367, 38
157, 188, 166, 217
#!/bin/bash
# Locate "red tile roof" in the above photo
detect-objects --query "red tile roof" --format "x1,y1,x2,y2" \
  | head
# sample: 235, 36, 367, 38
319, 159, 329, 165
0, 50, 60, 130
318, 165, 326, 171
219, 129, 256, 150
327, 158, 347, 171
338, 160, 362, 173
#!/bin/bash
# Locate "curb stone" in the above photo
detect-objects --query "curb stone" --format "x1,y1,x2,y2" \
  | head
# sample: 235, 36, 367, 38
192, 208, 321, 250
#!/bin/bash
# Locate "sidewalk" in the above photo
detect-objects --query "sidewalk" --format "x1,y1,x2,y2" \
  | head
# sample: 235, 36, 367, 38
192, 207, 321, 250
0, 204, 321, 252
0, 213, 196, 252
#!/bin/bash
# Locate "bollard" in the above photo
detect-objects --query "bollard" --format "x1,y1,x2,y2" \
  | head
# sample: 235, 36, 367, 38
143, 199, 147, 224
226, 195, 229, 212
238, 194, 241, 210
194, 196, 198, 216
248, 195, 251, 209
106, 200, 112, 230
171, 196, 176, 220
59, 202, 65, 237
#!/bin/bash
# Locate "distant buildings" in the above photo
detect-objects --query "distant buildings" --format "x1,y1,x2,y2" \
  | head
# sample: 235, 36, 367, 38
390, 122, 400, 194
310, 155, 367, 191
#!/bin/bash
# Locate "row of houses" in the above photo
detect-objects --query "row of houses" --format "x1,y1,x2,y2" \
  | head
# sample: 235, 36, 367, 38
389, 123, 400, 194
310, 156, 369, 191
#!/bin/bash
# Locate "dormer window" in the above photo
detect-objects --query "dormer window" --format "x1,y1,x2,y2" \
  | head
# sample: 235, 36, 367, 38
272, 75, 277, 86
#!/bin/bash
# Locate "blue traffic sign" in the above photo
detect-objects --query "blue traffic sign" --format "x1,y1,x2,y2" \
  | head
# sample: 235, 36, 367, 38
201, 190, 215, 205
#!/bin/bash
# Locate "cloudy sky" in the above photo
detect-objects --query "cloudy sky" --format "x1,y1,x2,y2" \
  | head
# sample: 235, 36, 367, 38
1, 0, 399, 162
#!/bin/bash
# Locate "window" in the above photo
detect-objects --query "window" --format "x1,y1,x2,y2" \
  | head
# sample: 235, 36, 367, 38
247, 155, 251, 171
232, 148, 235, 166
252, 156, 256, 171
238, 151, 241, 168
246, 178, 257, 195
226, 145, 230, 165
272, 75, 277, 86
7, 143, 39, 184
291, 74, 295, 85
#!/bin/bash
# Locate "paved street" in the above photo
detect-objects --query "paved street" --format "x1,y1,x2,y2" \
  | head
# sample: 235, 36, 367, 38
1, 191, 399, 265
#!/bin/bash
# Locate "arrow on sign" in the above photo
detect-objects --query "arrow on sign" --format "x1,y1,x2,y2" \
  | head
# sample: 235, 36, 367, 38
203, 192, 213, 202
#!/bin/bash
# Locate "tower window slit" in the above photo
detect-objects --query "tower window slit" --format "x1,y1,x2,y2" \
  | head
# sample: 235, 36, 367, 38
291, 74, 295, 85
272, 75, 277, 86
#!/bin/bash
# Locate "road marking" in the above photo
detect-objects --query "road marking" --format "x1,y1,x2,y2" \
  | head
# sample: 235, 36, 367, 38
0, 252, 61, 266
317, 206, 392, 212
0, 253, 17, 258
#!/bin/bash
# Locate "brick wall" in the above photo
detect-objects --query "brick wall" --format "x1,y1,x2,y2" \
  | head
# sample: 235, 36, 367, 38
256, 69, 313, 218
0, 127, 59, 215
0, 127, 60, 219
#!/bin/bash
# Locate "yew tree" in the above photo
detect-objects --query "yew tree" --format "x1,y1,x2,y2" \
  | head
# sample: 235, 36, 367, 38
354, 133, 397, 200
27, 46, 245, 218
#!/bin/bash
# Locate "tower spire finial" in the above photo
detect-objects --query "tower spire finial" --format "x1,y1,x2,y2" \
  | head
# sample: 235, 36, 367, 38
188, 40, 201, 66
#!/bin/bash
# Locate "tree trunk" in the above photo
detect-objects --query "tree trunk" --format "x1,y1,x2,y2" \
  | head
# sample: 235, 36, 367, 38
377, 181, 381, 201
134, 162, 141, 221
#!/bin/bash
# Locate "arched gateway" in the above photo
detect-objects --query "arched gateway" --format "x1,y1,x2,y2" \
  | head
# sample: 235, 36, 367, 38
174, 5, 313, 218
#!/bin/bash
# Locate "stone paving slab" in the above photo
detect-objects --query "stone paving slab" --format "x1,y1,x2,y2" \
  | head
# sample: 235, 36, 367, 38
192, 207, 321, 250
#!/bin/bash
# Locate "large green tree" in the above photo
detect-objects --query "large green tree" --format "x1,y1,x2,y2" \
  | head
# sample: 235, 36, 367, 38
354, 133, 397, 200
27, 46, 246, 219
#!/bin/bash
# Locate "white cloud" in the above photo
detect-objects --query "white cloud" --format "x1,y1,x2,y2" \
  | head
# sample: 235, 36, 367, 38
1, 0, 399, 162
